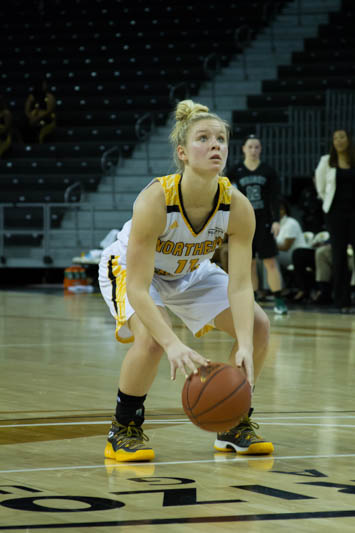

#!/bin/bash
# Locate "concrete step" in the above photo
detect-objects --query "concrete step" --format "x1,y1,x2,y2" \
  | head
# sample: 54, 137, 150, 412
199, 80, 261, 97
217, 67, 278, 82
60, 209, 132, 230
98, 175, 153, 193
249, 39, 305, 52
285, 0, 341, 14
230, 53, 292, 67
277, 13, 329, 24
85, 191, 136, 209
259, 26, 319, 39
188, 95, 247, 110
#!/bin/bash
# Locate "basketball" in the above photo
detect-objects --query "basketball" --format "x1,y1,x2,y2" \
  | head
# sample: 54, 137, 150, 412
181, 362, 251, 432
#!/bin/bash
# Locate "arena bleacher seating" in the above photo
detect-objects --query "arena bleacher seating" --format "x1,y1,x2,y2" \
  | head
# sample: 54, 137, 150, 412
1, 0, 282, 253
232, 0, 355, 150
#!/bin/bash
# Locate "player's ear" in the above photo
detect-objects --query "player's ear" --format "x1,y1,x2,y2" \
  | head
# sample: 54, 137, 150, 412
177, 145, 187, 161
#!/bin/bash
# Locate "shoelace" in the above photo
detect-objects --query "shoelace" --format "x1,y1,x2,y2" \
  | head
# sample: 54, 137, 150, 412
224, 418, 260, 438
113, 422, 150, 446
238, 418, 261, 440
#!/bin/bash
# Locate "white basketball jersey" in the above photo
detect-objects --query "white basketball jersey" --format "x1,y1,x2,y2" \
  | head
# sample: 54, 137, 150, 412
107, 173, 233, 280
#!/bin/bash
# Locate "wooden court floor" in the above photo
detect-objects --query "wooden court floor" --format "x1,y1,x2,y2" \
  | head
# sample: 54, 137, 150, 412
0, 287, 354, 532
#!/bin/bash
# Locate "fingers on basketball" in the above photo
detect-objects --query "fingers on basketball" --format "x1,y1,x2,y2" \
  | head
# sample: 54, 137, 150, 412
181, 362, 252, 432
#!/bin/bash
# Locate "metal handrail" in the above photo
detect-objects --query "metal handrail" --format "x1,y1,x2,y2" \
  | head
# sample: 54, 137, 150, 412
169, 81, 190, 106
64, 181, 83, 203
262, 0, 283, 52
135, 112, 154, 173
101, 145, 122, 208
0, 202, 96, 265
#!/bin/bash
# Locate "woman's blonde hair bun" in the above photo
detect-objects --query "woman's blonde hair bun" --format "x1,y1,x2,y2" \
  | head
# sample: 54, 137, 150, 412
175, 99, 209, 123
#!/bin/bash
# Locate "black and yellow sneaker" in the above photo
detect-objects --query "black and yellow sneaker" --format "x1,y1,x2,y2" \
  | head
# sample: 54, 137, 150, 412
214, 416, 274, 455
104, 417, 155, 462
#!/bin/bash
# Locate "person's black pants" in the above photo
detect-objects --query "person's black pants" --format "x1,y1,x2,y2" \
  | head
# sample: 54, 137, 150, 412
292, 248, 315, 293
326, 208, 355, 308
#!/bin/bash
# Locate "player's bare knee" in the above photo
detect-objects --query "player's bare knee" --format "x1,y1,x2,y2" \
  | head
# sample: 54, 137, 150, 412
134, 334, 164, 362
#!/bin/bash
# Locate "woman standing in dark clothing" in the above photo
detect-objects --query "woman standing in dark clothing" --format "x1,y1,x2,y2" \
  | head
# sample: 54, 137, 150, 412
315, 129, 355, 313
228, 134, 288, 315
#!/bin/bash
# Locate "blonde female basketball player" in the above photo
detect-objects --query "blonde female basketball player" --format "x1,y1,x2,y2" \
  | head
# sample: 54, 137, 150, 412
99, 100, 274, 461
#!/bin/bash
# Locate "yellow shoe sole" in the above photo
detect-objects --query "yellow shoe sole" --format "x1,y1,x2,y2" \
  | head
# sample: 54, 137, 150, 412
237, 442, 274, 455
104, 442, 155, 462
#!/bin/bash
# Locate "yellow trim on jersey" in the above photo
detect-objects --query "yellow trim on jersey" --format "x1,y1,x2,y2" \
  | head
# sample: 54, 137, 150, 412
219, 176, 233, 204
157, 174, 180, 207
157, 174, 232, 238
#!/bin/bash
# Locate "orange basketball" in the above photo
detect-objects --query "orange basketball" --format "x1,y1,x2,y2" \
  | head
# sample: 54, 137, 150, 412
181, 362, 251, 432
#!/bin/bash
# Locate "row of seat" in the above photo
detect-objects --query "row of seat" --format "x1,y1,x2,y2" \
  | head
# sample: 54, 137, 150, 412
247, 92, 325, 109
278, 63, 355, 78
1, 52, 231, 70
2, 206, 64, 226
1, 157, 102, 172
4, 80, 201, 98
292, 49, 354, 63
263, 77, 355, 92
7, 94, 173, 113
47, 126, 138, 142
3, 0, 270, 20
2, 191, 82, 203
1, 191, 82, 203
59, 110, 167, 127
2, 41, 234, 58
2, 174, 100, 190
1, 28, 236, 43
2, 67, 205, 83
233, 109, 290, 125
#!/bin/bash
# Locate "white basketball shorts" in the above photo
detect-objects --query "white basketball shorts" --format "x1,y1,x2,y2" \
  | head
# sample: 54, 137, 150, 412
98, 253, 230, 343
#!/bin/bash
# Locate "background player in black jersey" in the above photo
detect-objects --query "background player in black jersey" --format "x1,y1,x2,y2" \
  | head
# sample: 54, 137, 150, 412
228, 135, 288, 315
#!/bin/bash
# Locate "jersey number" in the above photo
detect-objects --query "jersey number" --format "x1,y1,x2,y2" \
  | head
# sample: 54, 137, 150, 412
246, 184, 261, 202
175, 259, 200, 274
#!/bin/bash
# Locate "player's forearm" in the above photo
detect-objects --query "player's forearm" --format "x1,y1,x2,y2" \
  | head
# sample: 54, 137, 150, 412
127, 287, 179, 351
228, 285, 254, 351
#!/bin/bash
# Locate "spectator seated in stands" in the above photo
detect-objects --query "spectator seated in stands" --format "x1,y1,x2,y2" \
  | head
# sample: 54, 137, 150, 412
312, 242, 355, 306
0, 95, 13, 158
275, 197, 308, 286
22, 79, 56, 144
292, 231, 330, 303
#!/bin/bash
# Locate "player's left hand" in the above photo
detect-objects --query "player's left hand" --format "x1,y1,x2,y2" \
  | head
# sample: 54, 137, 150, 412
235, 347, 254, 389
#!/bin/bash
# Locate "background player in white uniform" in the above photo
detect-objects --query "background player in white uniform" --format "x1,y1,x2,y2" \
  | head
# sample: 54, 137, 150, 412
99, 100, 273, 462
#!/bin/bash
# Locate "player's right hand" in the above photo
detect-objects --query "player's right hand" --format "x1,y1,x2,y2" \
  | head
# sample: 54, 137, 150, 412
166, 343, 209, 381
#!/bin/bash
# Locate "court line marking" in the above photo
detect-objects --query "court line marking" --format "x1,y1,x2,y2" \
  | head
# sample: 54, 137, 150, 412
1, 453, 355, 474
1, 415, 355, 429
0, 341, 115, 348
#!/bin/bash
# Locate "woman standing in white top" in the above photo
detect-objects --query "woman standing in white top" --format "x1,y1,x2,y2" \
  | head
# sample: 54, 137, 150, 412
315, 129, 355, 312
